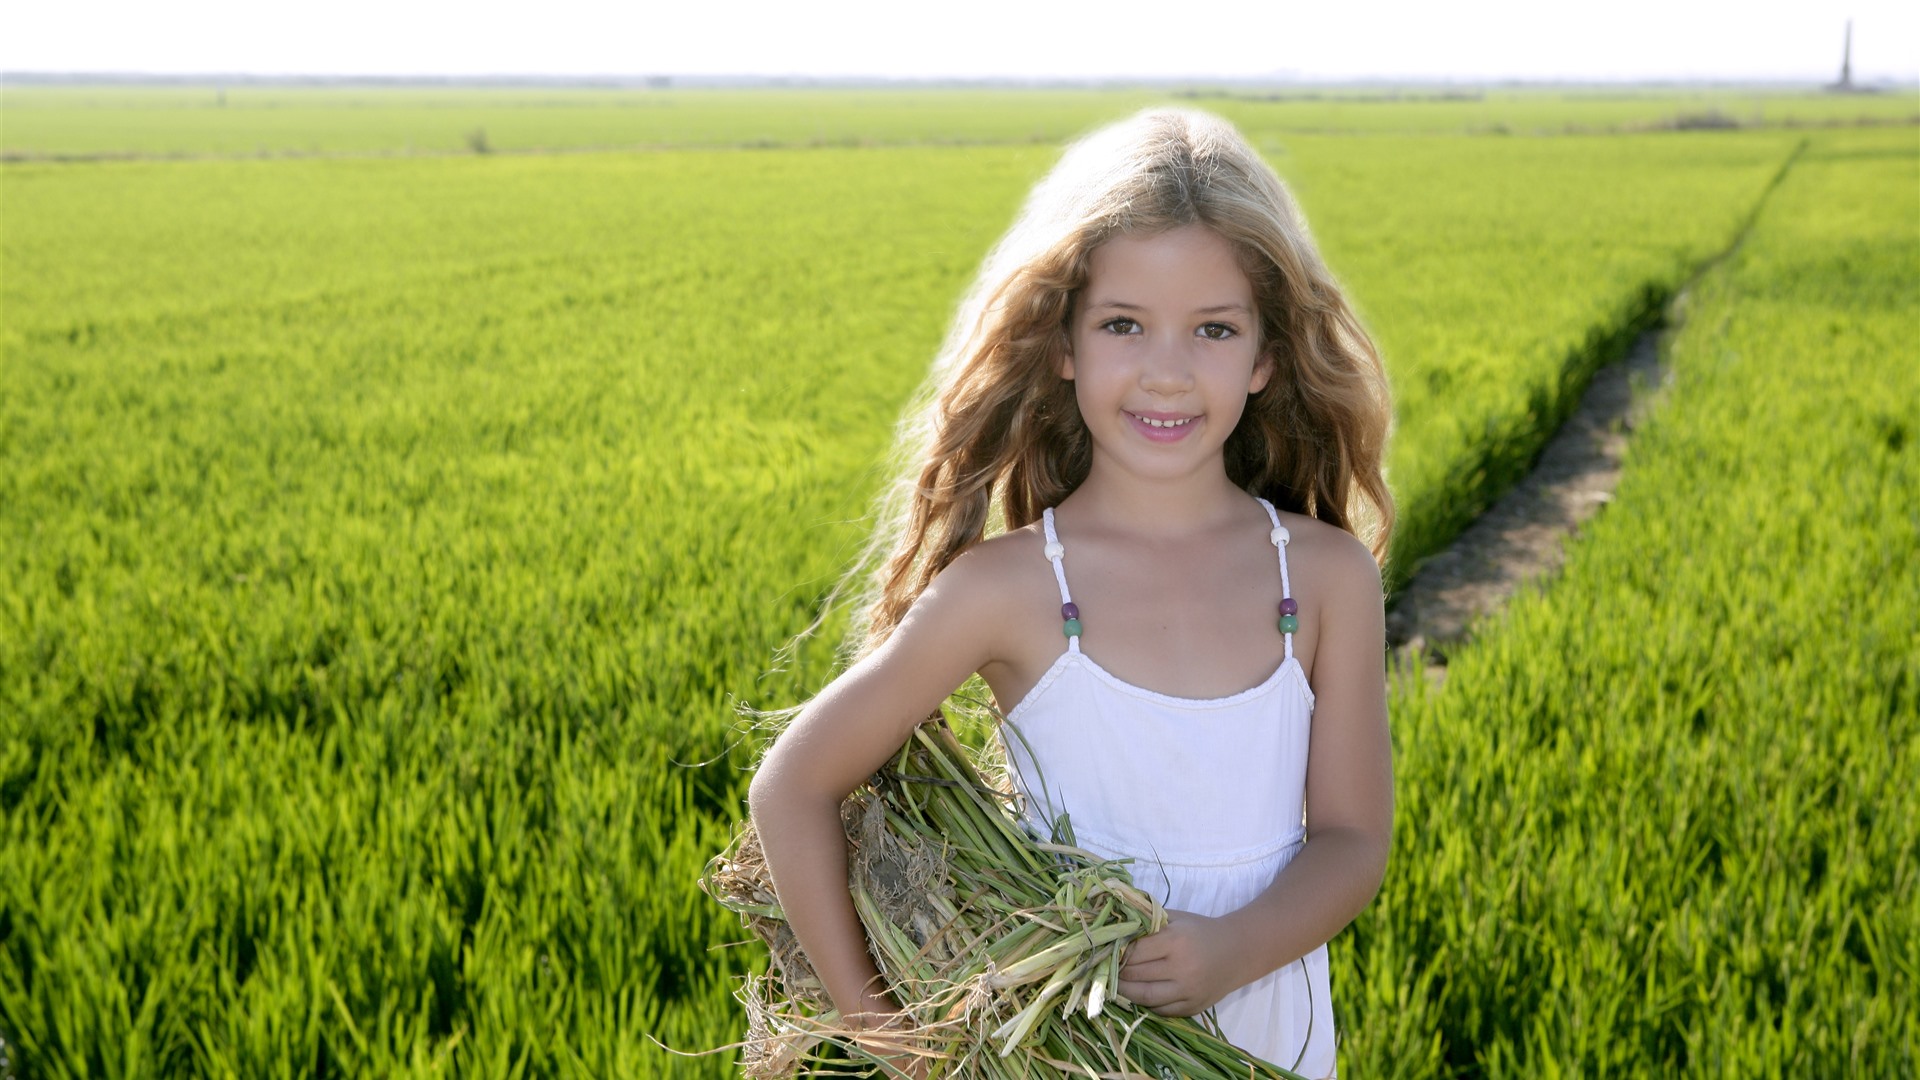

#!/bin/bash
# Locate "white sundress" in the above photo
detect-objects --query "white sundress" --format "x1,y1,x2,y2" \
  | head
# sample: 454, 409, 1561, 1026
998, 498, 1336, 1078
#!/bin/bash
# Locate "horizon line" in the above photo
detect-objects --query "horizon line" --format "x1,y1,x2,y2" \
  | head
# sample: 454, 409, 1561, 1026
7, 71, 1916, 90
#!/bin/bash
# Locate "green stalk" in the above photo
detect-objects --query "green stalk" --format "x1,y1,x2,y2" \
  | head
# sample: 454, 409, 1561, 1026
991, 957, 1083, 1053
987, 920, 1143, 987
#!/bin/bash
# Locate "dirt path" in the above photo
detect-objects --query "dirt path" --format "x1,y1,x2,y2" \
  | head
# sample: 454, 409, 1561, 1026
1385, 319, 1671, 681
1386, 140, 1805, 683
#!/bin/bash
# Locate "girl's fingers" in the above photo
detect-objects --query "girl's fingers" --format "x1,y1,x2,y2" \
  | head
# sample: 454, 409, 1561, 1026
1119, 937, 1176, 977
1119, 958, 1167, 984
1116, 976, 1165, 1008
1118, 977, 1201, 1017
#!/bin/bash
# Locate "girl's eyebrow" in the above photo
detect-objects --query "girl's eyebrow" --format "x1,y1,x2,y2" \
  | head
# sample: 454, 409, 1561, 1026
1086, 300, 1253, 316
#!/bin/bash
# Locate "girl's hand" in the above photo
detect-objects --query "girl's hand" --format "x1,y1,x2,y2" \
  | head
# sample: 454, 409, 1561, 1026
847, 1006, 934, 1080
1115, 909, 1247, 1016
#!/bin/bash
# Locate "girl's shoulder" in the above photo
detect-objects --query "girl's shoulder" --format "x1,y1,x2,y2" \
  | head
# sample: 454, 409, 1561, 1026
1271, 507, 1385, 707
1271, 507, 1383, 600
928, 522, 1050, 597
901, 523, 1058, 670
908, 523, 1052, 624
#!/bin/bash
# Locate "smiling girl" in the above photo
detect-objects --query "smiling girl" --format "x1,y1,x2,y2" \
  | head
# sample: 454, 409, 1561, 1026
748, 108, 1395, 1077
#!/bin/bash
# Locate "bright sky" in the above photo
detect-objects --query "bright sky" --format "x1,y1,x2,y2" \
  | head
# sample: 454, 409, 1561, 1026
5, 0, 1917, 83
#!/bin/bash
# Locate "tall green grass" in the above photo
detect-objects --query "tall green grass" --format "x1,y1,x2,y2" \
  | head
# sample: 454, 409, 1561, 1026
1338, 126, 1918, 1075
1278, 132, 1799, 584
3, 146, 1038, 1075
0, 108, 1899, 1074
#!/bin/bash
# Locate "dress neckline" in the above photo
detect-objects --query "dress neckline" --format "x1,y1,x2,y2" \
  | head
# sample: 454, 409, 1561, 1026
1004, 648, 1313, 724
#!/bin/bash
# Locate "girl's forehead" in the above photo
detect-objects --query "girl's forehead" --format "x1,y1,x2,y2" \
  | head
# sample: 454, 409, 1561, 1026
1084, 226, 1254, 301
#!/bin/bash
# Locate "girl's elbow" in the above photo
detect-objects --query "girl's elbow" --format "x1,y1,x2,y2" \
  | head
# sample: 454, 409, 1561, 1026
746, 743, 834, 826
1355, 823, 1391, 906
1321, 821, 1391, 907
746, 758, 792, 827
1363, 837, 1390, 903
746, 767, 771, 818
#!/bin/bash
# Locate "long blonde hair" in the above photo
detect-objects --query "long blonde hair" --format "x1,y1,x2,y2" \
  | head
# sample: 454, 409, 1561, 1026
842, 108, 1393, 660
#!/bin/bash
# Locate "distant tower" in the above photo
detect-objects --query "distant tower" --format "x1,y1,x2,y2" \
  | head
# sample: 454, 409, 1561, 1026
1827, 19, 1868, 93
1838, 20, 1853, 89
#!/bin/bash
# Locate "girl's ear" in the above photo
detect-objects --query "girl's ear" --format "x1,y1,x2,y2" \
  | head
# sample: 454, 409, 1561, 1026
1248, 350, 1274, 394
1056, 333, 1076, 381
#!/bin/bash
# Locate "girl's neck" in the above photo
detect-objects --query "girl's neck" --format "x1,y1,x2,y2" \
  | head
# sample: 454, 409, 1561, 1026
1060, 463, 1252, 541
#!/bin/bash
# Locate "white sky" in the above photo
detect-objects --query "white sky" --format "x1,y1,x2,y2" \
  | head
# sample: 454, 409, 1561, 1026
4, 0, 1917, 83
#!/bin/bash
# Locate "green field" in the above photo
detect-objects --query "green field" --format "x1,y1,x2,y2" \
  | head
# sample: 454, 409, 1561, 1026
1, 90, 1914, 1076
4, 84, 1915, 157
1349, 127, 1919, 1075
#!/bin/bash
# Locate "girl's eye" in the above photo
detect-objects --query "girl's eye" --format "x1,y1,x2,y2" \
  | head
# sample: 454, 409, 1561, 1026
1100, 317, 1141, 335
1198, 322, 1238, 341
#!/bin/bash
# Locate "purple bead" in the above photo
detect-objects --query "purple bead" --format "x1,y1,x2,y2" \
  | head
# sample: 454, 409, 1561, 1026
1061, 602, 1080, 621
1279, 597, 1298, 617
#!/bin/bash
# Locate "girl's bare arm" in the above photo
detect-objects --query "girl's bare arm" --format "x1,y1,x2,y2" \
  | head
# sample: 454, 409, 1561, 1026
1119, 528, 1394, 1014
747, 556, 1006, 1019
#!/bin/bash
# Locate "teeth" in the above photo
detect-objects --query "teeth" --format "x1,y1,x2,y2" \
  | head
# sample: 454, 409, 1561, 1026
1139, 415, 1192, 428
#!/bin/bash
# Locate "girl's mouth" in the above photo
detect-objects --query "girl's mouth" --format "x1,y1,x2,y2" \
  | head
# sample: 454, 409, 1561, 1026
1127, 411, 1197, 441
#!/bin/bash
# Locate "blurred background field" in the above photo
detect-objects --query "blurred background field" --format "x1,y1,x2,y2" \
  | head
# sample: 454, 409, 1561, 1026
1, 89, 1914, 1076
3, 84, 1920, 157
4, 84, 1917, 157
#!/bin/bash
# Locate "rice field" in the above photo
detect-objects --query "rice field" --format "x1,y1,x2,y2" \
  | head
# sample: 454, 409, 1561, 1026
0, 89, 1913, 1076
1346, 125, 1918, 1076
4, 84, 1916, 158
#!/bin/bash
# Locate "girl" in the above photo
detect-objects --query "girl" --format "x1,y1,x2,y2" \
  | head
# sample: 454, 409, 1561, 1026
748, 108, 1394, 1078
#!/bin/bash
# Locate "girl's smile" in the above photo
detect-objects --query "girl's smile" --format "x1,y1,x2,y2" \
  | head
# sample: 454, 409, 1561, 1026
1127, 410, 1198, 441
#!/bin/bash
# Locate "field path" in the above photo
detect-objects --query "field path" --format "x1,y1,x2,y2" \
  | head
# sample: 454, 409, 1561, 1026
1385, 139, 1809, 677
1386, 318, 1667, 675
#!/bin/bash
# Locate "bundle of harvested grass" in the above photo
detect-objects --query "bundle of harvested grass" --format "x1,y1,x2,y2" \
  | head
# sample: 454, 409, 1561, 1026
703, 719, 1309, 1078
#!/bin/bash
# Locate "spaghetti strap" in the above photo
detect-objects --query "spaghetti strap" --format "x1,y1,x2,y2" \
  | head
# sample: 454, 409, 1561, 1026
1254, 498, 1297, 660
1039, 508, 1082, 654
1042, 504, 1293, 659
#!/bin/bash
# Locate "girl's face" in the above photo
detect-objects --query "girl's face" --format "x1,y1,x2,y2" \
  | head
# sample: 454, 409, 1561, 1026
1063, 225, 1270, 484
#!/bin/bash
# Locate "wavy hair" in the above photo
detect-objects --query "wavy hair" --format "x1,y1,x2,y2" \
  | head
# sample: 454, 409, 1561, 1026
836, 108, 1393, 660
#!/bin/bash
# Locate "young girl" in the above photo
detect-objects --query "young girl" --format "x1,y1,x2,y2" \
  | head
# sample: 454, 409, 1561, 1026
748, 108, 1394, 1078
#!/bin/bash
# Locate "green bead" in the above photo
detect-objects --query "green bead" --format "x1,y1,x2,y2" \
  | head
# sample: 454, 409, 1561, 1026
1278, 614, 1299, 634
1062, 618, 1083, 638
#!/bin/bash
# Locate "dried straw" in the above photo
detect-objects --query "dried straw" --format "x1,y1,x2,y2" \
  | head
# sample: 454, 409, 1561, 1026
702, 719, 1310, 1079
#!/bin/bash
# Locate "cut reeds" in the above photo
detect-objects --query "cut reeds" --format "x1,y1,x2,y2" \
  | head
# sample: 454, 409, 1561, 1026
703, 718, 1310, 1078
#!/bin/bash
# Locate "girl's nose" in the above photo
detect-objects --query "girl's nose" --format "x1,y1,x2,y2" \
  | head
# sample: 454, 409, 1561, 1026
1140, 339, 1196, 393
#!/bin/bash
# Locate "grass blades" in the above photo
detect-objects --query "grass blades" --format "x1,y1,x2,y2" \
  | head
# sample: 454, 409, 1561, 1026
1, 95, 1909, 1074
1337, 126, 1919, 1076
